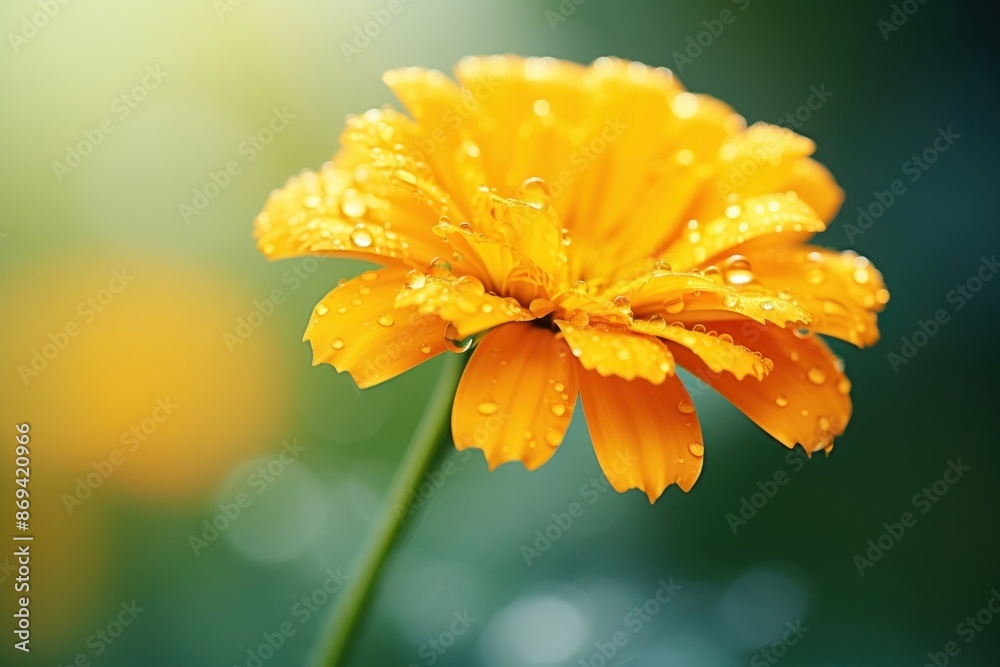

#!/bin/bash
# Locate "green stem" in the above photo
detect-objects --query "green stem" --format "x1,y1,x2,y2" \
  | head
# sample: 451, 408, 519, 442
312, 352, 466, 667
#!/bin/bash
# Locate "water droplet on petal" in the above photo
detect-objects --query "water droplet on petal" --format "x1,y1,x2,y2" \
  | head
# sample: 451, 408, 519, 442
648, 314, 666, 330
724, 254, 753, 285
404, 270, 426, 289
818, 416, 831, 431
677, 400, 695, 414
350, 228, 373, 248
331, 338, 345, 350
807, 367, 827, 385
477, 402, 499, 416
377, 313, 394, 327
663, 297, 685, 314
837, 378, 852, 394
443, 322, 473, 353
545, 427, 563, 447
775, 394, 789, 407
419, 343, 432, 354
722, 293, 740, 309
455, 275, 486, 296
519, 177, 553, 209
428, 257, 452, 277
316, 304, 329, 316
570, 310, 590, 327
688, 442, 705, 457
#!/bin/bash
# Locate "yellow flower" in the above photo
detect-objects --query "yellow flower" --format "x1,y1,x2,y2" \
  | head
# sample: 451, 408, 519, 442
254, 55, 888, 502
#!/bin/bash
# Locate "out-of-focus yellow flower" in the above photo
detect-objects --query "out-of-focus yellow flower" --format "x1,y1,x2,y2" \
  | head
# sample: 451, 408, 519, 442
254, 56, 888, 501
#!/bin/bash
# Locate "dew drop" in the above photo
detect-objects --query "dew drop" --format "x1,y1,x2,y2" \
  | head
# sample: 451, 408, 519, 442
404, 270, 426, 289
377, 313, 394, 327
837, 378, 851, 394
350, 228, 373, 248
692, 323, 707, 334
428, 257, 452, 277
807, 367, 827, 385
663, 297, 685, 314
331, 338, 345, 350
528, 298, 555, 317
316, 304, 329, 316
477, 402, 499, 416
775, 394, 789, 407
419, 343, 432, 354
648, 314, 667, 330
443, 322, 473, 353
818, 416, 831, 431
677, 400, 695, 415
722, 293, 740, 309
724, 254, 754, 285
688, 442, 705, 457
341, 196, 367, 218
550, 403, 566, 417
570, 310, 590, 327
455, 275, 486, 296
519, 177, 553, 209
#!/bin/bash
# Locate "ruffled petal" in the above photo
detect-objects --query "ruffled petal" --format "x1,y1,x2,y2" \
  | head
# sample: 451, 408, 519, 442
670, 321, 851, 453
742, 246, 888, 347
661, 193, 827, 271
304, 268, 447, 388
631, 319, 769, 381
452, 323, 578, 470
556, 320, 674, 384
578, 370, 704, 501
395, 273, 534, 338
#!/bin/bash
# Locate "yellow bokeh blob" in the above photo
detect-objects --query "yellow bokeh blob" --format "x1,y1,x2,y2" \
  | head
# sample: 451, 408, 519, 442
0, 251, 291, 504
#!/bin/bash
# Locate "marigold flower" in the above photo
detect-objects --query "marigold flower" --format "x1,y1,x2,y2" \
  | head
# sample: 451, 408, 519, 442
254, 55, 888, 501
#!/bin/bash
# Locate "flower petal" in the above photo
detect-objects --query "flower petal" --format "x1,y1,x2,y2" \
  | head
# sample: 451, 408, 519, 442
556, 320, 674, 384
304, 268, 447, 388
631, 319, 769, 381
578, 369, 704, 501
395, 274, 534, 338
744, 246, 888, 347
617, 271, 811, 329
662, 193, 827, 271
452, 323, 578, 471
670, 321, 851, 453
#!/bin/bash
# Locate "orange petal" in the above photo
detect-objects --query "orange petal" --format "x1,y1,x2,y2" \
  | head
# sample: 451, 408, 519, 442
452, 323, 578, 471
616, 270, 811, 329
663, 193, 827, 271
670, 321, 851, 453
783, 157, 844, 222
746, 246, 888, 347
304, 268, 447, 388
578, 369, 704, 501
382, 67, 488, 219
395, 273, 534, 338
555, 320, 674, 384
631, 319, 769, 381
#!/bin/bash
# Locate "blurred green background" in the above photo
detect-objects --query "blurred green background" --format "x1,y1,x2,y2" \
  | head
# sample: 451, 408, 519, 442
1, 0, 998, 665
